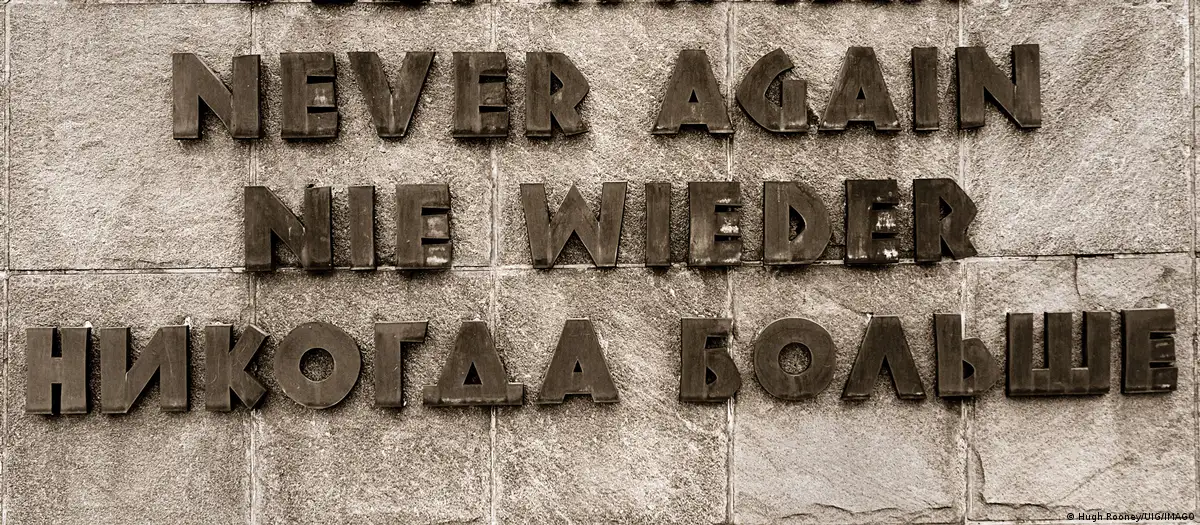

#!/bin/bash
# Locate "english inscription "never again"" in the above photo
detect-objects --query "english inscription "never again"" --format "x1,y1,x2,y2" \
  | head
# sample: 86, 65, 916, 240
172, 45, 1041, 140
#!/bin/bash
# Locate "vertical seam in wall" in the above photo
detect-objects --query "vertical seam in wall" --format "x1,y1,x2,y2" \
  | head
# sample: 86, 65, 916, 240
723, 3, 735, 523
4, 0, 9, 275
1187, 0, 1198, 519
3, 3, 11, 523
488, 4, 499, 525
247, 5, 259, 525
957, 3, 970, 524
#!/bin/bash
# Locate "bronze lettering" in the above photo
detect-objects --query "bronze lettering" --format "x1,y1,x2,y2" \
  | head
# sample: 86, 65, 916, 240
956, 45, 1041, 129
911, 47, 939, 131
396, 184, 452, 269
424, 321, 524, 406
679, 318, 741, 403
280, 52, 338, 139
934, 313, 998, 397
652, 49, 733, 135
349, 185, 377, 270
845, 179, 900, 265
536, 319, 618, 404
688, 182, 742, 267
452, 52, 509, 138
25, 327, 89, 415
520, 182, 627, 268
172, 53, 260, 140
914, 178, 978, 262
820, 47, 900, 131
347, 51, 433, 138
374, 322, 428, 408
645, 182, 672, 266
204, 324, 268, 412
763, 181, 831, 265
100, 326, 189, 414
736, 48, 808, 133
526, 52, 589, 137
244, 186, 333, 271
842, 316, 925, 400
274, 322, 361, 409
1121, 308, 1177, 394
1006, 312, 1110, 396
753, 318, 836, 400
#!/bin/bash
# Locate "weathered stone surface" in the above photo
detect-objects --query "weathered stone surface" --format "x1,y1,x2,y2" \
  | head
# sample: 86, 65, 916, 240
732, 264, 965, 524
494, 268, 729, 523
964, 0, 1190, 256
495, 3, 730, 266
252, 270, 492, 524
965, 254, 1195, 520
9, 5, 250, 269
733, 2, 959, 262
6, 273, 252, 524
255, 4, 492, 268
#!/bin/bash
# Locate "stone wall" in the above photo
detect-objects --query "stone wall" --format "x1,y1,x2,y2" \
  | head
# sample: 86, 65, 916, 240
3, 0, 1197, 523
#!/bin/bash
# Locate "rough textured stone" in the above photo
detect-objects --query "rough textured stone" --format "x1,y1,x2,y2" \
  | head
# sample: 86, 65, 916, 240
252, 270, 493, 524
9, 5, 251, 269
495, 3, 730, 266
5, 273, 252, 524
732, 264, 965, 524
255, 4, 493, 268
733, 1, 959, 262
494, 268, 729, 523
964, 0, 1190, 256
965, 254, 1195, 520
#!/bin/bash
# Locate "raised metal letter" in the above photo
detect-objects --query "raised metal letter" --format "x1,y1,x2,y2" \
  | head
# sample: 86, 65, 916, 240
536, 319, 618, 404
100, 326, 189, 413
914, 178, 978, 262
349, 185, 376, 270
912, 47, 939, 131
753, 318, 835, 400
172, 53, 260, 139
423, 321, 524, 406
842, 316, 925, 400
679, 318, 741, 403
348, 51, 433, 138
1121, 308, 1177, 394
375, 322, 428, 408
521, 182, 627, 268
956, 45, 1041, 129
452, 52, 508, 138
736, 48, 808, 133
820, 47, 900, 131
845, 179, 900, 265
204, 324, 267, 411
1006, 312, 1110, 396
688, 182, 741, 266
245, 186, 333, 271
645, 182, 671, 266
396, 184, 452, 269
25, 327, 89, 415
526, 52, 589, 137
763, 181, 830, 265
934, 314, 998, 397
651, 49, 733, 135
274, 322, 361, 409
281, 52, 338, 139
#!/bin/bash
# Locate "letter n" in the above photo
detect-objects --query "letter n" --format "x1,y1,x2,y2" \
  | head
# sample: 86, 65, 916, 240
172, 53, 261, 139
244, 186, 333, 271
956, 45, 1041, 129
